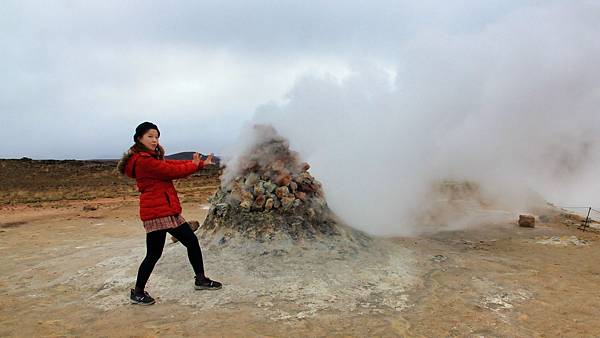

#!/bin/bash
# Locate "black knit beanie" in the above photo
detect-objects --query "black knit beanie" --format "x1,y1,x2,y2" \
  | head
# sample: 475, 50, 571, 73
134, 122, 160, 143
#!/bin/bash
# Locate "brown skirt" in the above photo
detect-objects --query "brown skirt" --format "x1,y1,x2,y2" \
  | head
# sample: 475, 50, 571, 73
143, 214, 186, 233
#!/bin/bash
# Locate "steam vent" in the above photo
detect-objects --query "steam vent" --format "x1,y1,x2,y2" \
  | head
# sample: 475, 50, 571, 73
201, 125, 369, 244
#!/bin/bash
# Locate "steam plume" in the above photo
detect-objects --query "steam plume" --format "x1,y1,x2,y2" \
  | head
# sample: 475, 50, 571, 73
226, 2, 600, 235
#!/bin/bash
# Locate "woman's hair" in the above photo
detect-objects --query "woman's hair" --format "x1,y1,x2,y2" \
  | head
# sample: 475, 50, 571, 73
134, 121, 160, 143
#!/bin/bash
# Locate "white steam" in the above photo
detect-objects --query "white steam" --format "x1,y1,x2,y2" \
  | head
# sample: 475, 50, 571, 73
226, 2, 600, 235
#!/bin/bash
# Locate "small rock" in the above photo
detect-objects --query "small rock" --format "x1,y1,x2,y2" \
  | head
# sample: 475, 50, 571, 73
276, 173, 292, 186
275, 186, 289, 199
294, 191, 307, 201
519, 215, 535, 228
240, 192, 254, 210
243, 160, 258, 170
281, 196, 295, 209
244, 173, 259, 187
241, 190, 254, 200
299, 172, 313, 182
228, 190, 241, 203
289, 181, 298, 193
264, 182, 277, 193
271, 160, 285, 172
431, 254, 447, 262
240, 200, 252, 210
264, 198, 274, 211
254, 194, 266, 209
299, 162, 310, 171
83, 205, 98, 211
253, 182, 265, 195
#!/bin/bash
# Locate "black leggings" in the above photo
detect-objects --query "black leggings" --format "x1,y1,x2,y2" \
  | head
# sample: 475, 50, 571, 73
135, 222, 205, 290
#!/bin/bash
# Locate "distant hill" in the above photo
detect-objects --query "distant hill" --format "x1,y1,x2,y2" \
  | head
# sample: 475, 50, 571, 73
165, 152, 195, 160
166, 152, 221, 166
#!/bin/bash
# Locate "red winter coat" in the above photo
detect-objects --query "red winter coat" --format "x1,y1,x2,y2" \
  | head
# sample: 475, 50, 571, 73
122, 151, 203, 221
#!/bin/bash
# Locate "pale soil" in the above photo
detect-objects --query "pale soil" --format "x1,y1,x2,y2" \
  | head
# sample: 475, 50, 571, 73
1, 199, 600, 337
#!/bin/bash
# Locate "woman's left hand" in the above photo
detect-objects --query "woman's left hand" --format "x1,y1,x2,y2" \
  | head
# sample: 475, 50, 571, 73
192, 152, 202, 166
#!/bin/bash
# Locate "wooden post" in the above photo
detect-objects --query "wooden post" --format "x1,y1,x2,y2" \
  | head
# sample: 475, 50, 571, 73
583, 207, 591, 230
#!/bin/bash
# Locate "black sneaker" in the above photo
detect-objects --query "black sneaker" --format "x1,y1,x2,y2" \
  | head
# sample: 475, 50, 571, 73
130, 289, 156, 305
194, 276, 222, 290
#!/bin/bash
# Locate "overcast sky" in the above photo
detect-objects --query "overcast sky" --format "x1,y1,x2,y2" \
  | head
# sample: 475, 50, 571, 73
0, 0, 542, 159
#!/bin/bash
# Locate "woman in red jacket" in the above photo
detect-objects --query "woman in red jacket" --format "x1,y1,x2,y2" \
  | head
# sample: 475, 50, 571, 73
118, 122, 222, 306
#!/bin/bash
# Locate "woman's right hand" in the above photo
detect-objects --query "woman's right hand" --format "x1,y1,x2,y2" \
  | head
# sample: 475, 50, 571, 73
193, 152, 215, 167
204, 153, 215, 166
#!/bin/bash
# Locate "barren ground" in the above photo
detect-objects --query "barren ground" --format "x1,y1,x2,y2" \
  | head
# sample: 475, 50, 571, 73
1, 160, 600, 337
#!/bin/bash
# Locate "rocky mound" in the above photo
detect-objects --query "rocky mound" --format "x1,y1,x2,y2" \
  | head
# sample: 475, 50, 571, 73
200, 125, 369, 244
